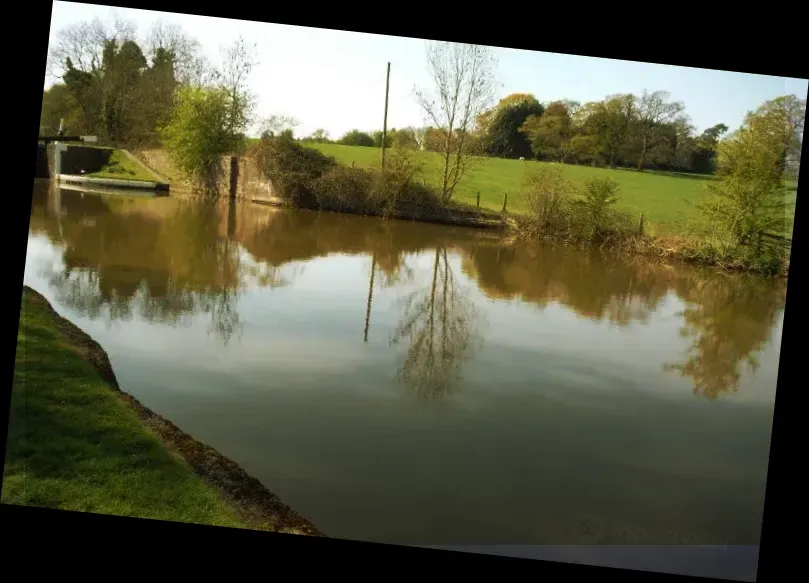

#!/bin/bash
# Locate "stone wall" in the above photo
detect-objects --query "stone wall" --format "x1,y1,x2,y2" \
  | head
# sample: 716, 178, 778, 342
135, 149, 277, 200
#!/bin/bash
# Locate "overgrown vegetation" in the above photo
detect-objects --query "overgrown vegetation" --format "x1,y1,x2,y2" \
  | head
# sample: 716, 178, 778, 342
516, 168, 638, 248
255, 134, 441, 218
42, 15, 801, 275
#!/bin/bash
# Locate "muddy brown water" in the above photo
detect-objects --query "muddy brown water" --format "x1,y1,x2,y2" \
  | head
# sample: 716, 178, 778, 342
23, 180, 783, 546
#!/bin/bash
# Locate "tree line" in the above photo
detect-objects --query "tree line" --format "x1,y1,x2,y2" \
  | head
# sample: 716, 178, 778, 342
41, 17, 257, 190
305, 91, 802, 178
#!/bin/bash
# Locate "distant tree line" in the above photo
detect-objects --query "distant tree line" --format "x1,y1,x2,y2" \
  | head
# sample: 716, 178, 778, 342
313, 91, 802, 178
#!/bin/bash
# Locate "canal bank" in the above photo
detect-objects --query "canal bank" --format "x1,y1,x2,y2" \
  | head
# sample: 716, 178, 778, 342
5, 286, 322, 536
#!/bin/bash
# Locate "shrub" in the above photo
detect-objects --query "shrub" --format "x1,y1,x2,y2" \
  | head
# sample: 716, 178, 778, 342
369, 149, 441, 218
161, 86, 249, 194
339, 130, 375, 147
571, 178, 625, 243
255, 133, 336, 206
312, 166, 374, 213
518, 169, 636, 249
519, 168, 573, 236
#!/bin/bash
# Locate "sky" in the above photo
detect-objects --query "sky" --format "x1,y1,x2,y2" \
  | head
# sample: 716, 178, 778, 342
46, 1, 808, 139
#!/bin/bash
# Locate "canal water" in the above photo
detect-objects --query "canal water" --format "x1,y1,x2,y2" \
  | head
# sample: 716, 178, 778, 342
23, 181, 783, 546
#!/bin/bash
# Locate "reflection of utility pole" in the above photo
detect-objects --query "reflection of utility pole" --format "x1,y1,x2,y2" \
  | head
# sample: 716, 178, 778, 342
363, 252, 377, 343
381, 62, 391, 172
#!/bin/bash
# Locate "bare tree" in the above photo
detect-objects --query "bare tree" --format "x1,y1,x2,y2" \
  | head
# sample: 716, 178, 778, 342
46, 16, 136, 80
144, 20, 210, 85
260, 115, 300, 137
414, 41, 498, 203
216, 36, 259, 138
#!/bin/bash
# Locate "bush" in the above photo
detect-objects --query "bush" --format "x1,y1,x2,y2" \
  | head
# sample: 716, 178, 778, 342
520, 168, 572, 236
257, 136, 441, 217
518, 169, 636, 248
571, 178, 625, 242
161, 86, 249, 194
255, 133, 336, 206
312, 166, 375, 213
369, 149, 441, 218
339, 130, 375, 147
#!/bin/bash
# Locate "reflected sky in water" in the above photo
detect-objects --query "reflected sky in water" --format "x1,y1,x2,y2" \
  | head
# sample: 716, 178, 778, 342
22, 181, 783, 546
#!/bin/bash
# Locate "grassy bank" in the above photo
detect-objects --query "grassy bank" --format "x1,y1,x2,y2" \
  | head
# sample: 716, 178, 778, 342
87, 149, 164, 183
308, 143, 797, 238
4, 286, 321, 534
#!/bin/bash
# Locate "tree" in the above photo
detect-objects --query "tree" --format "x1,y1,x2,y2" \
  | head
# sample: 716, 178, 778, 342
740, 95, 805, 178
566, 134, 601, 165
520, 101, 574, 162
394, 127, 419, 149
697, 98, 797, 253
372, 129, 393, 148
414, 41, 498, 203
260, 115, 299, 138
161, 86, 249, 193
144, 20, 209, 86
632, 90, 686, 171
480, 93, 544, 159
40, 83, 86, 135
215, 37, 258, 146
691, 123, 728, 174
46, 17, 137, 82
339, 129, 375, 147
309, 128, 330, 143
579, 95, 637, 168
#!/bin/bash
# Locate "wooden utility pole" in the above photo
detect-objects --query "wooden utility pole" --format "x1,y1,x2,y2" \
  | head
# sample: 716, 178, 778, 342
381, 62, 391, 172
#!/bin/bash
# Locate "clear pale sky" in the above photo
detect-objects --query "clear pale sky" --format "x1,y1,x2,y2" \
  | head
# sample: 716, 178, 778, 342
47, 1, 808, 139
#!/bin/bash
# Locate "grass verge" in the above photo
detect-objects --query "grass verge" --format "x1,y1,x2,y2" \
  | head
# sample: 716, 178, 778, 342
4, 286, 322, 535
307, 143, 797, 238
87, 149, 162, 183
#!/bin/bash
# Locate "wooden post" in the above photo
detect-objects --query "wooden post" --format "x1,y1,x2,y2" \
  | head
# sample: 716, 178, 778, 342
476, 192, 480, 207
502, 193, 508, 212
229, 156, 239, 199
639, 213, 645, 235
381, 62, 391, 172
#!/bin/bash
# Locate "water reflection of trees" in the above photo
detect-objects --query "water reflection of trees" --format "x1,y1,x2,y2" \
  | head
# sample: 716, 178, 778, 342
390, 247, 482, 401
461, 244, 671, 326
29, 183, 786, 400
29, 186, 289, 345
461, 240, 786, 400
664, 273, 785, 400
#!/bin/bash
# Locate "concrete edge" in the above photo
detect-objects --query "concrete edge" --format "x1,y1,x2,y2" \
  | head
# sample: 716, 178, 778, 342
58, 174, 169, 192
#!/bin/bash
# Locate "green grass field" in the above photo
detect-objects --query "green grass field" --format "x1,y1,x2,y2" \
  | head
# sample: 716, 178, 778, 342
2, 288, 246, 527
308, 143, 797, 237
88, 149, 162, 183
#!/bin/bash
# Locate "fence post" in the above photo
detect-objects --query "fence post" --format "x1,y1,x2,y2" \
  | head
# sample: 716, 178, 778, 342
502, 193, 508, 213
229, 156, 239, 199
639, 213, 645, 235
477, 192, 480, 207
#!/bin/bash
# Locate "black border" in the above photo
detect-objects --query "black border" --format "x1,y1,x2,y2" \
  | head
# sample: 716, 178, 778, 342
4, 1, 805, 580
